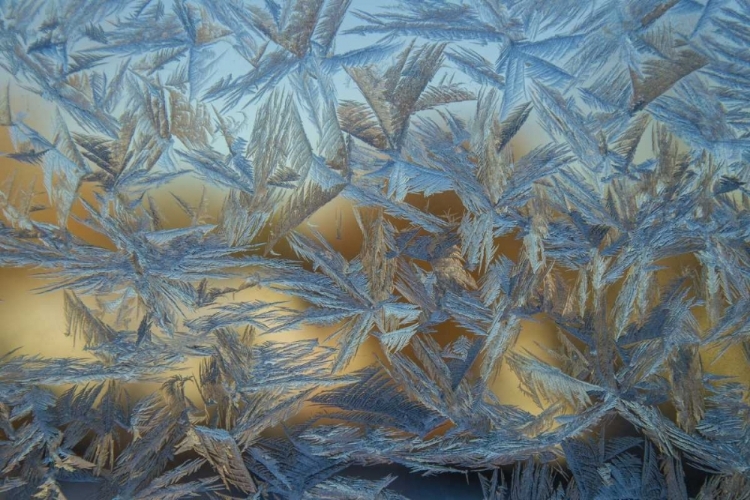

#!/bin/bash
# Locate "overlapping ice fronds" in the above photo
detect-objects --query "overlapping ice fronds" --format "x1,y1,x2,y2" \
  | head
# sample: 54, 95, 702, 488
1, 0, 749, 497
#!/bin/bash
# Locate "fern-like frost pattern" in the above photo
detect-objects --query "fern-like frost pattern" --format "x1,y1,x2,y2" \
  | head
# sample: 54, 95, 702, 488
1, 0, 749, 498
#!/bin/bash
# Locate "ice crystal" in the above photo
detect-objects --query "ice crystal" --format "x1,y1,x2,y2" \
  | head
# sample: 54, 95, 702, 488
1, 0, 749, 498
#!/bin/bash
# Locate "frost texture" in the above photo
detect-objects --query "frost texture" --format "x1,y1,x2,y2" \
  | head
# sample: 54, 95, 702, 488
1, 0, 750, 498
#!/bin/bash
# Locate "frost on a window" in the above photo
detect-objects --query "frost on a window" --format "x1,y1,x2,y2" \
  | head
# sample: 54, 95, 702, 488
1, 1, 749, 498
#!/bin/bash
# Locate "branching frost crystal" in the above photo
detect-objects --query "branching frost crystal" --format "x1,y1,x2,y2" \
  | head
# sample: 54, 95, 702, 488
1, 0, 749, 498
